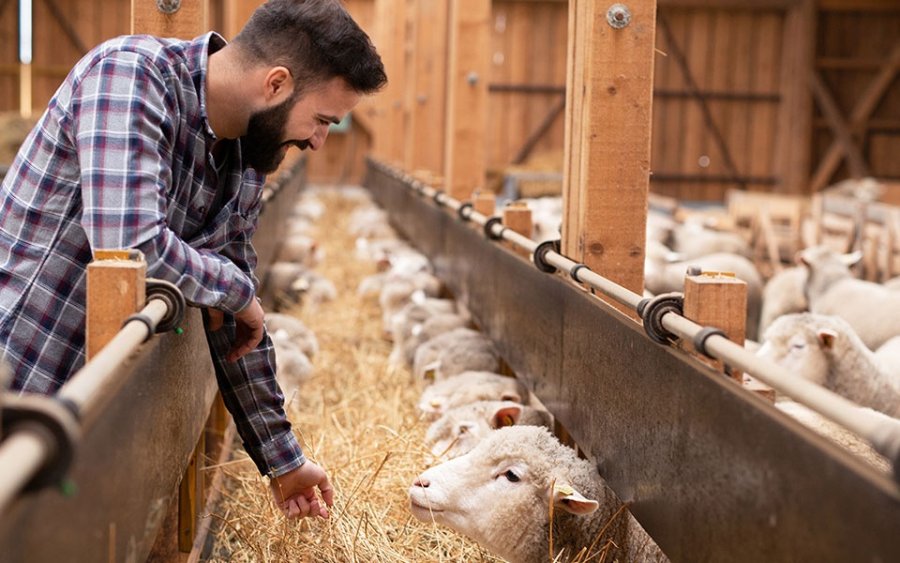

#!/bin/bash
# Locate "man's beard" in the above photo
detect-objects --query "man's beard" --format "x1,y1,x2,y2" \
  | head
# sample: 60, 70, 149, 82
240, 96, 310, 174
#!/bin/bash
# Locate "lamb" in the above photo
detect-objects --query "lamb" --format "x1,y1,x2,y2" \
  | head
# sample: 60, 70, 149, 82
389, 308, 468, 368
409, 426, 667, 563
424, 400, 554, 459
757, 313, 900, 417
276, 234, 322, 267
644, 241, 763, 340
265, 312, 318, 358
800, 245, 900, 349
378, 277, 447, 333
758, 265, 808, 335
671, 219, 751, 259
412, 328, 501, 381
271, 329, 313, 401
265, 262, 336, 311
417, 370, 528, 419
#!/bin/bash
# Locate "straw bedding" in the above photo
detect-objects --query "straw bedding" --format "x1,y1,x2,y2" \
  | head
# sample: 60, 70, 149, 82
206, 186, 502, 562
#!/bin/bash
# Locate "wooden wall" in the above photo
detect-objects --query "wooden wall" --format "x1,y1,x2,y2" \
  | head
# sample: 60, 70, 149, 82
2, 1, 898, 199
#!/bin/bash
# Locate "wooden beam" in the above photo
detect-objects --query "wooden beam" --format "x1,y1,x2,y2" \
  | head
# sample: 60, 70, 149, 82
561, 0, 656, 298
85, 251, 147, 360
774, 0, 814, 194
683, 272, 746, 380
511, 94, 566, 165
131, 0, 208, 37
369, 0, 406, 164
809, 72, 869, 180
220, 0, 258, 40
443, 0, 490, 201
41, 0, 90, 54
809, 42, 900, 192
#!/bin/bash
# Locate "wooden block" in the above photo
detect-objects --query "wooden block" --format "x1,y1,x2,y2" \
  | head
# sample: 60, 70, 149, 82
178, 434, 204, 553
503, 202, 532, 257
683, 272, 747, 382
85, 251, 147, 360
473, 191, 495, 216
131, 0, 208, 37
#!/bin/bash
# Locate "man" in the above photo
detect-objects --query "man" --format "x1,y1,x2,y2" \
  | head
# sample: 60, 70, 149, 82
0, 0, 386, 520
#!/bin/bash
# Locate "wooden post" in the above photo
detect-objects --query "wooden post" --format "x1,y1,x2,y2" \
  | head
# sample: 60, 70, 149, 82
370, 0, 407, 165
774, 0, 814, 195
18, 63, 31, 118
220, 0, 258, 40
86, 250, 147, 360
503, 201, 532, 257
443, 0, 490, 201
561, 1, 656, 306
473, 190, 496, 216
178, 433, 204, 553
405, 0, 448, 175
131, 0, 208, 37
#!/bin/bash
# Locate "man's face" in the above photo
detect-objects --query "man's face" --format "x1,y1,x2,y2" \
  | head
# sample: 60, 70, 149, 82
241, 76, 361, 174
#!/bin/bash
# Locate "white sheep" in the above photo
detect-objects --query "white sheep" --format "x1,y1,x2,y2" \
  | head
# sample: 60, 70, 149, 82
800, 245, 900, 350
774, 400, 891, 473
409, 426, 667, 563
671, 219, 750, 259
276, 234, 322, 267
271, 329, 313, 402
757, 313, 900, 417
759, 265, 808, 335
264, 312, 319, 358
266, 262, 336, 311
389, 306, 468, 368
412, 328, 500, 381
417, 370, 528, 419
424, 400, 554, 459
884, 276, 900, 291
378, 277, 446, 333
644, 241, 763, 340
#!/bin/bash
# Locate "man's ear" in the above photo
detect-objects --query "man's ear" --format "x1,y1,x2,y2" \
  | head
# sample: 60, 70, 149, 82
263, 66, 294, 102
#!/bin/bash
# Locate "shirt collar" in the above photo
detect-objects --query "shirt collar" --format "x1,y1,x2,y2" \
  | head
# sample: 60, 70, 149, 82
190, 31, 227, 142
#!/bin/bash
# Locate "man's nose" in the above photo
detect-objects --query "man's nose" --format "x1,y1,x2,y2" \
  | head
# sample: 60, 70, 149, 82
309, 124, 330, 151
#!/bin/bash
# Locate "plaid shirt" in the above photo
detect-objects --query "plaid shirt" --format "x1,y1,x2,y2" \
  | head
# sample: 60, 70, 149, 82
0, 33, 305, 477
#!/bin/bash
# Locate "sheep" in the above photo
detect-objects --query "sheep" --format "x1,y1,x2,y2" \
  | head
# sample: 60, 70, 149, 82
271, 329, 313, 401
759, 265, 808, 335
412, 328, 501, 381
774, 400, 891, 473
276, 234, 322, 267
348, 207, 396, 239
757, 313, 900, 417
800, 245, 900, 349
885, 276, 900, 292
644, 241, 763, 340
417, 370, 529, 420
671, 219, 751, 259
290, 196, 325, 222
389, 308, 468, 368
424, 400, 554, 459
266, 262, 336, 311
264, 312, 318, 358
409, 426, 667, 563
378, 277, 447, 333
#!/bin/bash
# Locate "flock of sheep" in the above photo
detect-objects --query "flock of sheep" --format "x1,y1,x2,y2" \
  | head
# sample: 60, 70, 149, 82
265, 187, 666, 561
264, 182, 899, 560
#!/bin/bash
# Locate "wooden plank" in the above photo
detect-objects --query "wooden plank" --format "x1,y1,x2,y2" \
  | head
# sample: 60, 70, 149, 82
131, 0, 208, 37
773, 0, 814, 194
85, 252, 147, 360
809, 71, 869, 179
178, 432, 203, 552
220, 0, 258, 40
406, 0, 448, 174
750, 13, 782, 186
561, 0, 656, 298
443, 0, 490, 200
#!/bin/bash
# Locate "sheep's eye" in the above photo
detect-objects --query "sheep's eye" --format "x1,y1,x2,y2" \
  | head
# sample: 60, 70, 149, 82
790, 342, 806, 350
503, 470, 520, 482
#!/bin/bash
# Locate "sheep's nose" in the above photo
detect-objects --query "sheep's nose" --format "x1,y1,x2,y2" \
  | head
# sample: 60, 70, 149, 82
413, 477, 430, 488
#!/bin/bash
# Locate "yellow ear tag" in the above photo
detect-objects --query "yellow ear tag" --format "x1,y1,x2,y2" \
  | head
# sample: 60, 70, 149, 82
424, 369, 436, 382
554, 484, 575, 496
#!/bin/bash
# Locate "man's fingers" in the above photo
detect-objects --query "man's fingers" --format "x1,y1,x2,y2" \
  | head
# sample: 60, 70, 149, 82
318, 474, 335, 508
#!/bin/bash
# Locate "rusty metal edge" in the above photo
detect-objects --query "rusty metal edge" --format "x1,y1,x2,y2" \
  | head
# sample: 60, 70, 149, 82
365, 161, 900, 563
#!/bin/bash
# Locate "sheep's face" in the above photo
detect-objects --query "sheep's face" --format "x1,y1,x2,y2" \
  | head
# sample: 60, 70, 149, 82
410, 427, 600, 563
758, 315, 833, 385
424, 402, 522, 459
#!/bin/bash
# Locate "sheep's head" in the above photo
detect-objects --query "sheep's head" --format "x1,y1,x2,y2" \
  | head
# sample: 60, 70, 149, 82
425, 401, 525, 459
409, 426, 599, 562
757, 313, 848, 386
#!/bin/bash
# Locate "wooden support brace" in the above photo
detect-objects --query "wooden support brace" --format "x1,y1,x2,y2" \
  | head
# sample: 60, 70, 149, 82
86, 250, 147, 360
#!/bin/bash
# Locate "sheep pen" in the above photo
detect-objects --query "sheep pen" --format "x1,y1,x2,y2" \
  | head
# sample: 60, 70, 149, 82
201, 187, 503, 562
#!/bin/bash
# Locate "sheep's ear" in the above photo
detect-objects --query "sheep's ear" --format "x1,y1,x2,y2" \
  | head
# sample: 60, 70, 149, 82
491, 405, 522, 428
552, 483, 599, 515
422, 360, 441, 382
840, 250, 863, 268
817, 328, 838, 350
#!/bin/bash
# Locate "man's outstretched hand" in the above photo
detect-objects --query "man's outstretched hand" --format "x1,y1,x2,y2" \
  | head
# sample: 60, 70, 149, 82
270, 461, 334, 519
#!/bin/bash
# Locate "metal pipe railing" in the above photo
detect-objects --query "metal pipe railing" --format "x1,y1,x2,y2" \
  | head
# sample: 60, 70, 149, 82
374, 159, 900, 477
0, 295, 175, 515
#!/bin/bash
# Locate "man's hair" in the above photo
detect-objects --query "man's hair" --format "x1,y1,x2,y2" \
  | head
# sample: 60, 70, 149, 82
233, 0, 387, 95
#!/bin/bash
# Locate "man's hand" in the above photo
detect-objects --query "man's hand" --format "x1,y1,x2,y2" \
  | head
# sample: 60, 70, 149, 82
206, 299, 265, 362
270, 461, 334, 519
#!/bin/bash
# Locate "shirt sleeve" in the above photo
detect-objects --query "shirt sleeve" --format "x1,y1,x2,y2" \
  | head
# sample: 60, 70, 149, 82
204, 173, 307, 477
68, 51, 255, 314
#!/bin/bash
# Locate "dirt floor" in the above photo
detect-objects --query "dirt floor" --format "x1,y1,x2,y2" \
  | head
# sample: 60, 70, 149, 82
205, 186, 502, 562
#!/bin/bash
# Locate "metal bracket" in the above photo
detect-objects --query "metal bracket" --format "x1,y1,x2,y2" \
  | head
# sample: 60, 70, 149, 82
637, 292, 684, 344
145, 279, 186, 333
